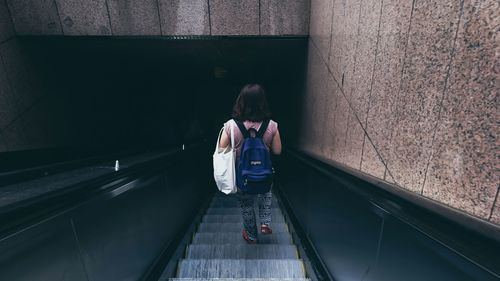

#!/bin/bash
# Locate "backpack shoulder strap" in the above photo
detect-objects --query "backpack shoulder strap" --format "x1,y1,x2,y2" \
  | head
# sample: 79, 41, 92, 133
234, 119, 250, 138
256, 119, 270, 138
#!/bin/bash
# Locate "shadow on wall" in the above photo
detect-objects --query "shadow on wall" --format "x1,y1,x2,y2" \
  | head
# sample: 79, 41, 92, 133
0, 37, 308, 163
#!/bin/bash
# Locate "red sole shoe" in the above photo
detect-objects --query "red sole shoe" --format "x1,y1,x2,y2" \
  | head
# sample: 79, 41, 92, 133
260, 224, 273, 235
242, 229, 257, 244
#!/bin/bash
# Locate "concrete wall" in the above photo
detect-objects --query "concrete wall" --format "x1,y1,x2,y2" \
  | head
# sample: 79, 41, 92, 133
0, 37, 69, 152
6, 0, 310, 36
300, 0, 499, 224
0, 0, 58, 152
0, 0, 311, 153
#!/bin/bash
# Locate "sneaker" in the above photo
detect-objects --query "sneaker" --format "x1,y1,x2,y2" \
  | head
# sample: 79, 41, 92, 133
242, 229, 257, 244
260, 224, 273, 235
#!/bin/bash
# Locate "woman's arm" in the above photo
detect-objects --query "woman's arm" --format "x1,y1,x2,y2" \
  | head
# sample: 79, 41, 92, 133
271, 130, 282, 155
219, 129, 230, 148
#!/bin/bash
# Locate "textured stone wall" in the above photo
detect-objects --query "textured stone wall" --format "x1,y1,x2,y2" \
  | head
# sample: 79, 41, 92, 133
0, 1, 78, 152
300, 0, 499, 224
6, 0, 310, 36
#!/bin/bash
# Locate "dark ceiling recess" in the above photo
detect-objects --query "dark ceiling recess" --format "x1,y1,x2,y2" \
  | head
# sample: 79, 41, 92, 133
17, 36, 308, 156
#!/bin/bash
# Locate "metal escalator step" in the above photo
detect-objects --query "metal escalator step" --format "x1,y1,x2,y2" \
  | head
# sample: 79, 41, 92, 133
177, 259, 306, 278
211, 196, 279, 203
192, 233, 293, 245
202, 214, 285, 223
168, 278, 311, 281
186, 245, 299, 259
205, 208, 283, 216
209, 201, 278, 208
212, 194, 278, 199
198, 223, 288, 233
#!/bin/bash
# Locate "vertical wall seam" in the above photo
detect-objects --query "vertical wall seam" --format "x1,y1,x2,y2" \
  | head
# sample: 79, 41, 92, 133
363, 0, 385, 129
53, 0, 65, 35
360, 0, 385, 171
156, 0, 163, 35
330, 85, 340, 150
344, 109, 350, 147
258, 0, 261, 35
70, 219, 91, 281
326, 0, 335, 65
4, 0, 17, 37
0, 132, 6, 149
104, 0, 114, 35
420, 0, 465, 195
488, 186, 500, 220
207, 0, 212, 35
0, 49, 9, 134
344, 0, 363, 167
383, 0, 417, 184
307, 0, 312, 36
349, 0, 364, 98
0, 43, 18, 127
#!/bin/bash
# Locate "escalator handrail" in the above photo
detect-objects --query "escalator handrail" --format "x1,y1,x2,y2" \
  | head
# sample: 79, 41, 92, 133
0, 145, 198, 239
0, 148, 142, 187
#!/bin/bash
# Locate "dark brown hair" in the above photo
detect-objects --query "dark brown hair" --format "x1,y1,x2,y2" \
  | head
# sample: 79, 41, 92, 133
232, 84, 271, 122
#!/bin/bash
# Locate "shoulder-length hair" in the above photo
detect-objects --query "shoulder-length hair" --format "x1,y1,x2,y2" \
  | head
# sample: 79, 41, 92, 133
232, 84, 271, 122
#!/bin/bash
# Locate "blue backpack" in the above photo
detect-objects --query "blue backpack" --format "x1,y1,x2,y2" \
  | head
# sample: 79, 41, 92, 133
235, 119, 273, 194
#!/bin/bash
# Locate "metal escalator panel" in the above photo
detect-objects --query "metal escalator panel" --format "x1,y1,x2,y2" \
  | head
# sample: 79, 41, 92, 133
164, 194, 311, 280
186, 245, 299, 259
205, 208, 283, 216
202, 215, 286, 223
192, 232, 294, 245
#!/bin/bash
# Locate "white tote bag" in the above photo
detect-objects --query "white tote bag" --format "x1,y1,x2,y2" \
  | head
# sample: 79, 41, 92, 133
213, 122, 237, 194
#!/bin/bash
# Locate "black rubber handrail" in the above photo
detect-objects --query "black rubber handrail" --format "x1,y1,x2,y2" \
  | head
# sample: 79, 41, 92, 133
0, 148, 142, 187
0, 146, 192, 239
282, 148, 500, 277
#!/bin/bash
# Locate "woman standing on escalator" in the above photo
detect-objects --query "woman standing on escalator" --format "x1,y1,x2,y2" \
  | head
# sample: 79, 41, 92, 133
218, 84, 282, 243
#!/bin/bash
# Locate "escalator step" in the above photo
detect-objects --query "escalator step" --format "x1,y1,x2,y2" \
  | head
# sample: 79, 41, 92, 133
202, 214, 285, 223
211, 196, 279, 203
198, 223, 288, 233
209, 201, 278, 208
192, 233, 293, 245
205, 208, 283, 216
169, 278, 311, 281
186, 245, 299, 259
211, 193, 278, 199
176, 259, 306, 278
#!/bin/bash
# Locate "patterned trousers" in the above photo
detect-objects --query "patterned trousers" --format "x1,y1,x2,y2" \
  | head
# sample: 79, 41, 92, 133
237, 190, 273, 240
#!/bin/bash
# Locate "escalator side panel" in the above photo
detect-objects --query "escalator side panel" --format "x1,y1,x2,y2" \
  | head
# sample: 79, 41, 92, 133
71, 175, 176, 281
0, 148, 212, 281
374, 217, 497, 281
0, 215, 88, 281
279, 156, 383, 280
278, 153, 499, 281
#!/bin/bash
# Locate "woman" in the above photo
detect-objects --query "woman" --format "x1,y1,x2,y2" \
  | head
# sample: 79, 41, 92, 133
219, 84, 282, 243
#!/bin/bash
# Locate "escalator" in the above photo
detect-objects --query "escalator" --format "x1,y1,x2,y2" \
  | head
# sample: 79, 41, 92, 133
0, 145, 498, 281
163, 194, 310, 280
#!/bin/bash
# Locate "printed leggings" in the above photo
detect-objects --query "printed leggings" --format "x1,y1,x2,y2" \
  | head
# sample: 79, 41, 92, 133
237, 191, 273, 239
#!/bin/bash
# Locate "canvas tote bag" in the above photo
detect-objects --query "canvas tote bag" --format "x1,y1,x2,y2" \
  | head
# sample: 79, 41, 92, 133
213, 122, 237, 194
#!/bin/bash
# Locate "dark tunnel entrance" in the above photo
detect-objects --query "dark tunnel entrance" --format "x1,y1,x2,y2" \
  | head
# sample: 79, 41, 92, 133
10, 36, 308, 170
